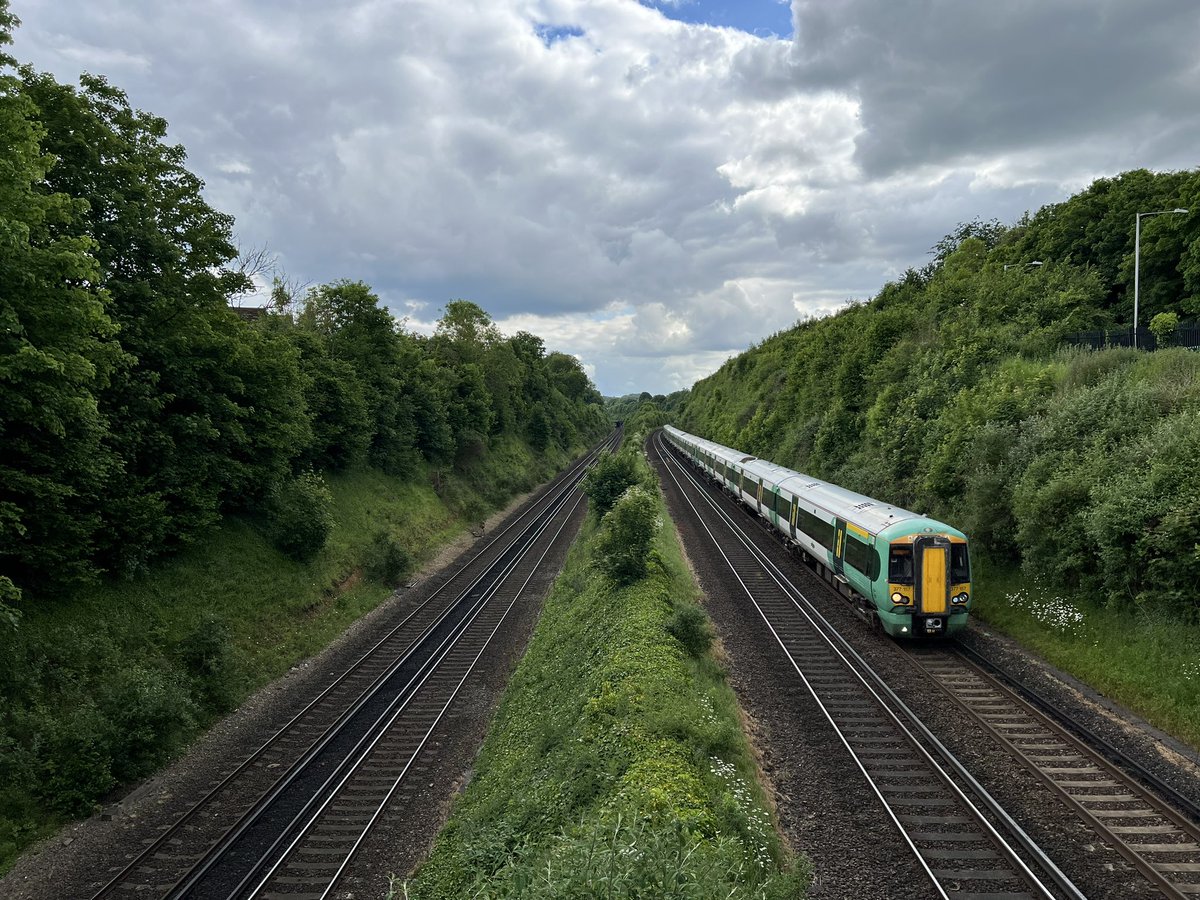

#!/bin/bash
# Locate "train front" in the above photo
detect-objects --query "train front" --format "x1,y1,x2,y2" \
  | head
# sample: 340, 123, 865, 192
876, 522, 971, 638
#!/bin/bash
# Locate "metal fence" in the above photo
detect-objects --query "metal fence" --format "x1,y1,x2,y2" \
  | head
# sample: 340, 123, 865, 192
1064, 322, 1200, 352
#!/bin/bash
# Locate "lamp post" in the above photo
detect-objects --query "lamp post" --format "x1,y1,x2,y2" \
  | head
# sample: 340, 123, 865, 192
1003, 260, 1043, 272
1133, 208, 1188, 348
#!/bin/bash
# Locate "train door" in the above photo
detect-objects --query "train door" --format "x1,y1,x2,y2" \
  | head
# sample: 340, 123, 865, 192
833, 518, 847, 576
914, 535, 950, 615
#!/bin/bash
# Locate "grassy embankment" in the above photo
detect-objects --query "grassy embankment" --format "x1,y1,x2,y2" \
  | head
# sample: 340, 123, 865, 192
0, 435, 581, 874
404, 445, 809, 899
970, 562, 1200, 751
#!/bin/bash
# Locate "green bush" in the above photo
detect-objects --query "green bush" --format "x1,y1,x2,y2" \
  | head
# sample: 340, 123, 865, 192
666, 603, 713, 658
35, 704, 117, 816
1150, 311, 1180, 347
265, 471, 334, 561
596, 486, 660, 585
363, 530, 413, 585
177, 614, 236, 713
583, 450, 645, 516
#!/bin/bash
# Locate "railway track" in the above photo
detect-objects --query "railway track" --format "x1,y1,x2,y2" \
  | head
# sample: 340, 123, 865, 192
907, 645, 1200, 898
652, 431, 1081, 900
90, 430, 618, 900
656, 428, 1200, 898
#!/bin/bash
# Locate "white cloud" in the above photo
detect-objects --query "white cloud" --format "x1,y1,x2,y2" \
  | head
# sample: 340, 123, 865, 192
9, 0, 1200, 393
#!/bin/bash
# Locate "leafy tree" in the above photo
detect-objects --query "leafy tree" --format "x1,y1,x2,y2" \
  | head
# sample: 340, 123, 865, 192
583, 449, 646, 517
300, 280, 418, 475
23, 69, 307, 575
0, 9, 122, 598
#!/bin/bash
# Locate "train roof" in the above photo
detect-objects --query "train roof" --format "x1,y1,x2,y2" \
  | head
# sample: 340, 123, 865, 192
664, 425, 928, 536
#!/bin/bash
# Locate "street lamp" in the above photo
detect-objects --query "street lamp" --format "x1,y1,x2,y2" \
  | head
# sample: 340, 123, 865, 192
1003, 260, 1043, 272
1133, 208, 1189, 348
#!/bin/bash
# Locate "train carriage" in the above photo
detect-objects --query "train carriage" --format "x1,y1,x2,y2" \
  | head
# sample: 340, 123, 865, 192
663, 426, 971, 638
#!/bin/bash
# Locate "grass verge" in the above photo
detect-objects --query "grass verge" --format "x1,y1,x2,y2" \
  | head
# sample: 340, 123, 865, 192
0, 435, 585, 875
403, 448, 810, 899
972, 560, 1200, 751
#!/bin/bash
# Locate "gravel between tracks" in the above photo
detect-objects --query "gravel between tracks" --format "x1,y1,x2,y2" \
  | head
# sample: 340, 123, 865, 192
653, 444, 1200, 900
0, 484, 580, 900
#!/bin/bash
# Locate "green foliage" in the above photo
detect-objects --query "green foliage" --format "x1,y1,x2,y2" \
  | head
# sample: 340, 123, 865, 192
0, 33, 122, 597
406, 476, 807, 899
265, 472, 334, 562
665, 603, 714, 659
583, 449, 646, 516
596, 485, 661, 585
363, 530, 413, 586
177, 614, 235, 713
1, 41, 607, 603
1150, 311, 1180, 346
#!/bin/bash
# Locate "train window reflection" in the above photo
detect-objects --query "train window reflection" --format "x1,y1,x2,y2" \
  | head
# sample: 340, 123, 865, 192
951, 544, 971, 583
889, 546, 914, 584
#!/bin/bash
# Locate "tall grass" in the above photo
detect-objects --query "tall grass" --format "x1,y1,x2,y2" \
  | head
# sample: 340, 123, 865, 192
972, 561, 1200, 750
405, 455, 809, 899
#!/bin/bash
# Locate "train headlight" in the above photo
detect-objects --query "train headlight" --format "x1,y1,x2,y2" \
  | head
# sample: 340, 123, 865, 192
952, 592, 969, 605
891, 592, 908, 605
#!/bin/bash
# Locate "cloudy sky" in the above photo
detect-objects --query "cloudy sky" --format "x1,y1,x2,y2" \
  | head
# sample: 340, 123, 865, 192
10, 0, 1200, 395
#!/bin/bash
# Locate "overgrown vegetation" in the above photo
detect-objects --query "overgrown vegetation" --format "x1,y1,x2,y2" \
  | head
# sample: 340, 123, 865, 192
0, 1, 607, 610
0, 440, 577, 872
668, 169, 1200, 747
404, 443, 809, 899
0, 5, 608, 870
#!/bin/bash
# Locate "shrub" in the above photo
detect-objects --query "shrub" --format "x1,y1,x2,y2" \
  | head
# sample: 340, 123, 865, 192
596, 486, 660, 585
583, 450, 645, 516
265, 471, 334, 561
666, 603, 713, 658
364, 530, 413, 585
35, 703, 116, 815
178, 614, 236, 713
1150, 311, 1180, 347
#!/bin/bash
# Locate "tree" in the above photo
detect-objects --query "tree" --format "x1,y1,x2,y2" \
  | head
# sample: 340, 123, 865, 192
0, 7, 123, 597
24, 69, 307, 575
300, 280, 418, 475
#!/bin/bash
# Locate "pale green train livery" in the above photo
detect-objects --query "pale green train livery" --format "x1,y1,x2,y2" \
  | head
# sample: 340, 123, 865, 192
663, 425, 971, 638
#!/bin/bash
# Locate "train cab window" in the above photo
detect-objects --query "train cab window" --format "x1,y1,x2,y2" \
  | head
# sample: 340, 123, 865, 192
951, 544, 970, 583
889, 546, 914, 584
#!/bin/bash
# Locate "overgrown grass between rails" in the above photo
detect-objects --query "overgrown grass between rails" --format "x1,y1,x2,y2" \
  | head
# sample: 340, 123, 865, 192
0, 435, 580, 875
404, 450, 810, 899
972, 560, 1200, 751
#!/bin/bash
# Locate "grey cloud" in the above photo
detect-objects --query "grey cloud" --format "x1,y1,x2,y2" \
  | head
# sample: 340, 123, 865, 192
789, 0, 1200, 178
10, 0, 1200, 394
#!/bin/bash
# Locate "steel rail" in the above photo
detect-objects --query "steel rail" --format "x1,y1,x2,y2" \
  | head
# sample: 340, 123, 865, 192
90, 429, 618, 900
246, 491, 587, 900
653, 431, 1083, 900
166, 437, 609, 899
906, 645, 1200, 899
953, 640, 1200, 827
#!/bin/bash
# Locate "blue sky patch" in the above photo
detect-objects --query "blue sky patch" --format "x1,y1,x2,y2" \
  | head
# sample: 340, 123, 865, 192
535, 23, 585, 47
639, 0, 793, 39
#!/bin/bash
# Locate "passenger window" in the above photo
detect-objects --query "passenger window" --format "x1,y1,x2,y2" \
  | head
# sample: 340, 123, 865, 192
889, 547, 914, 584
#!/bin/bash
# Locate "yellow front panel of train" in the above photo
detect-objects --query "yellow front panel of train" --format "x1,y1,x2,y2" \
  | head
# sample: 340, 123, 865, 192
922, 547, 948, 614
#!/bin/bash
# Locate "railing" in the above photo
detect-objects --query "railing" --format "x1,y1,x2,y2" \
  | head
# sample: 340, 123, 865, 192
1064, 322, 1200, 351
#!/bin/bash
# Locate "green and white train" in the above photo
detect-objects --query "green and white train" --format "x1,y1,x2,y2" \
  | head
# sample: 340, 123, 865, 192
663, 425, 971, 638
